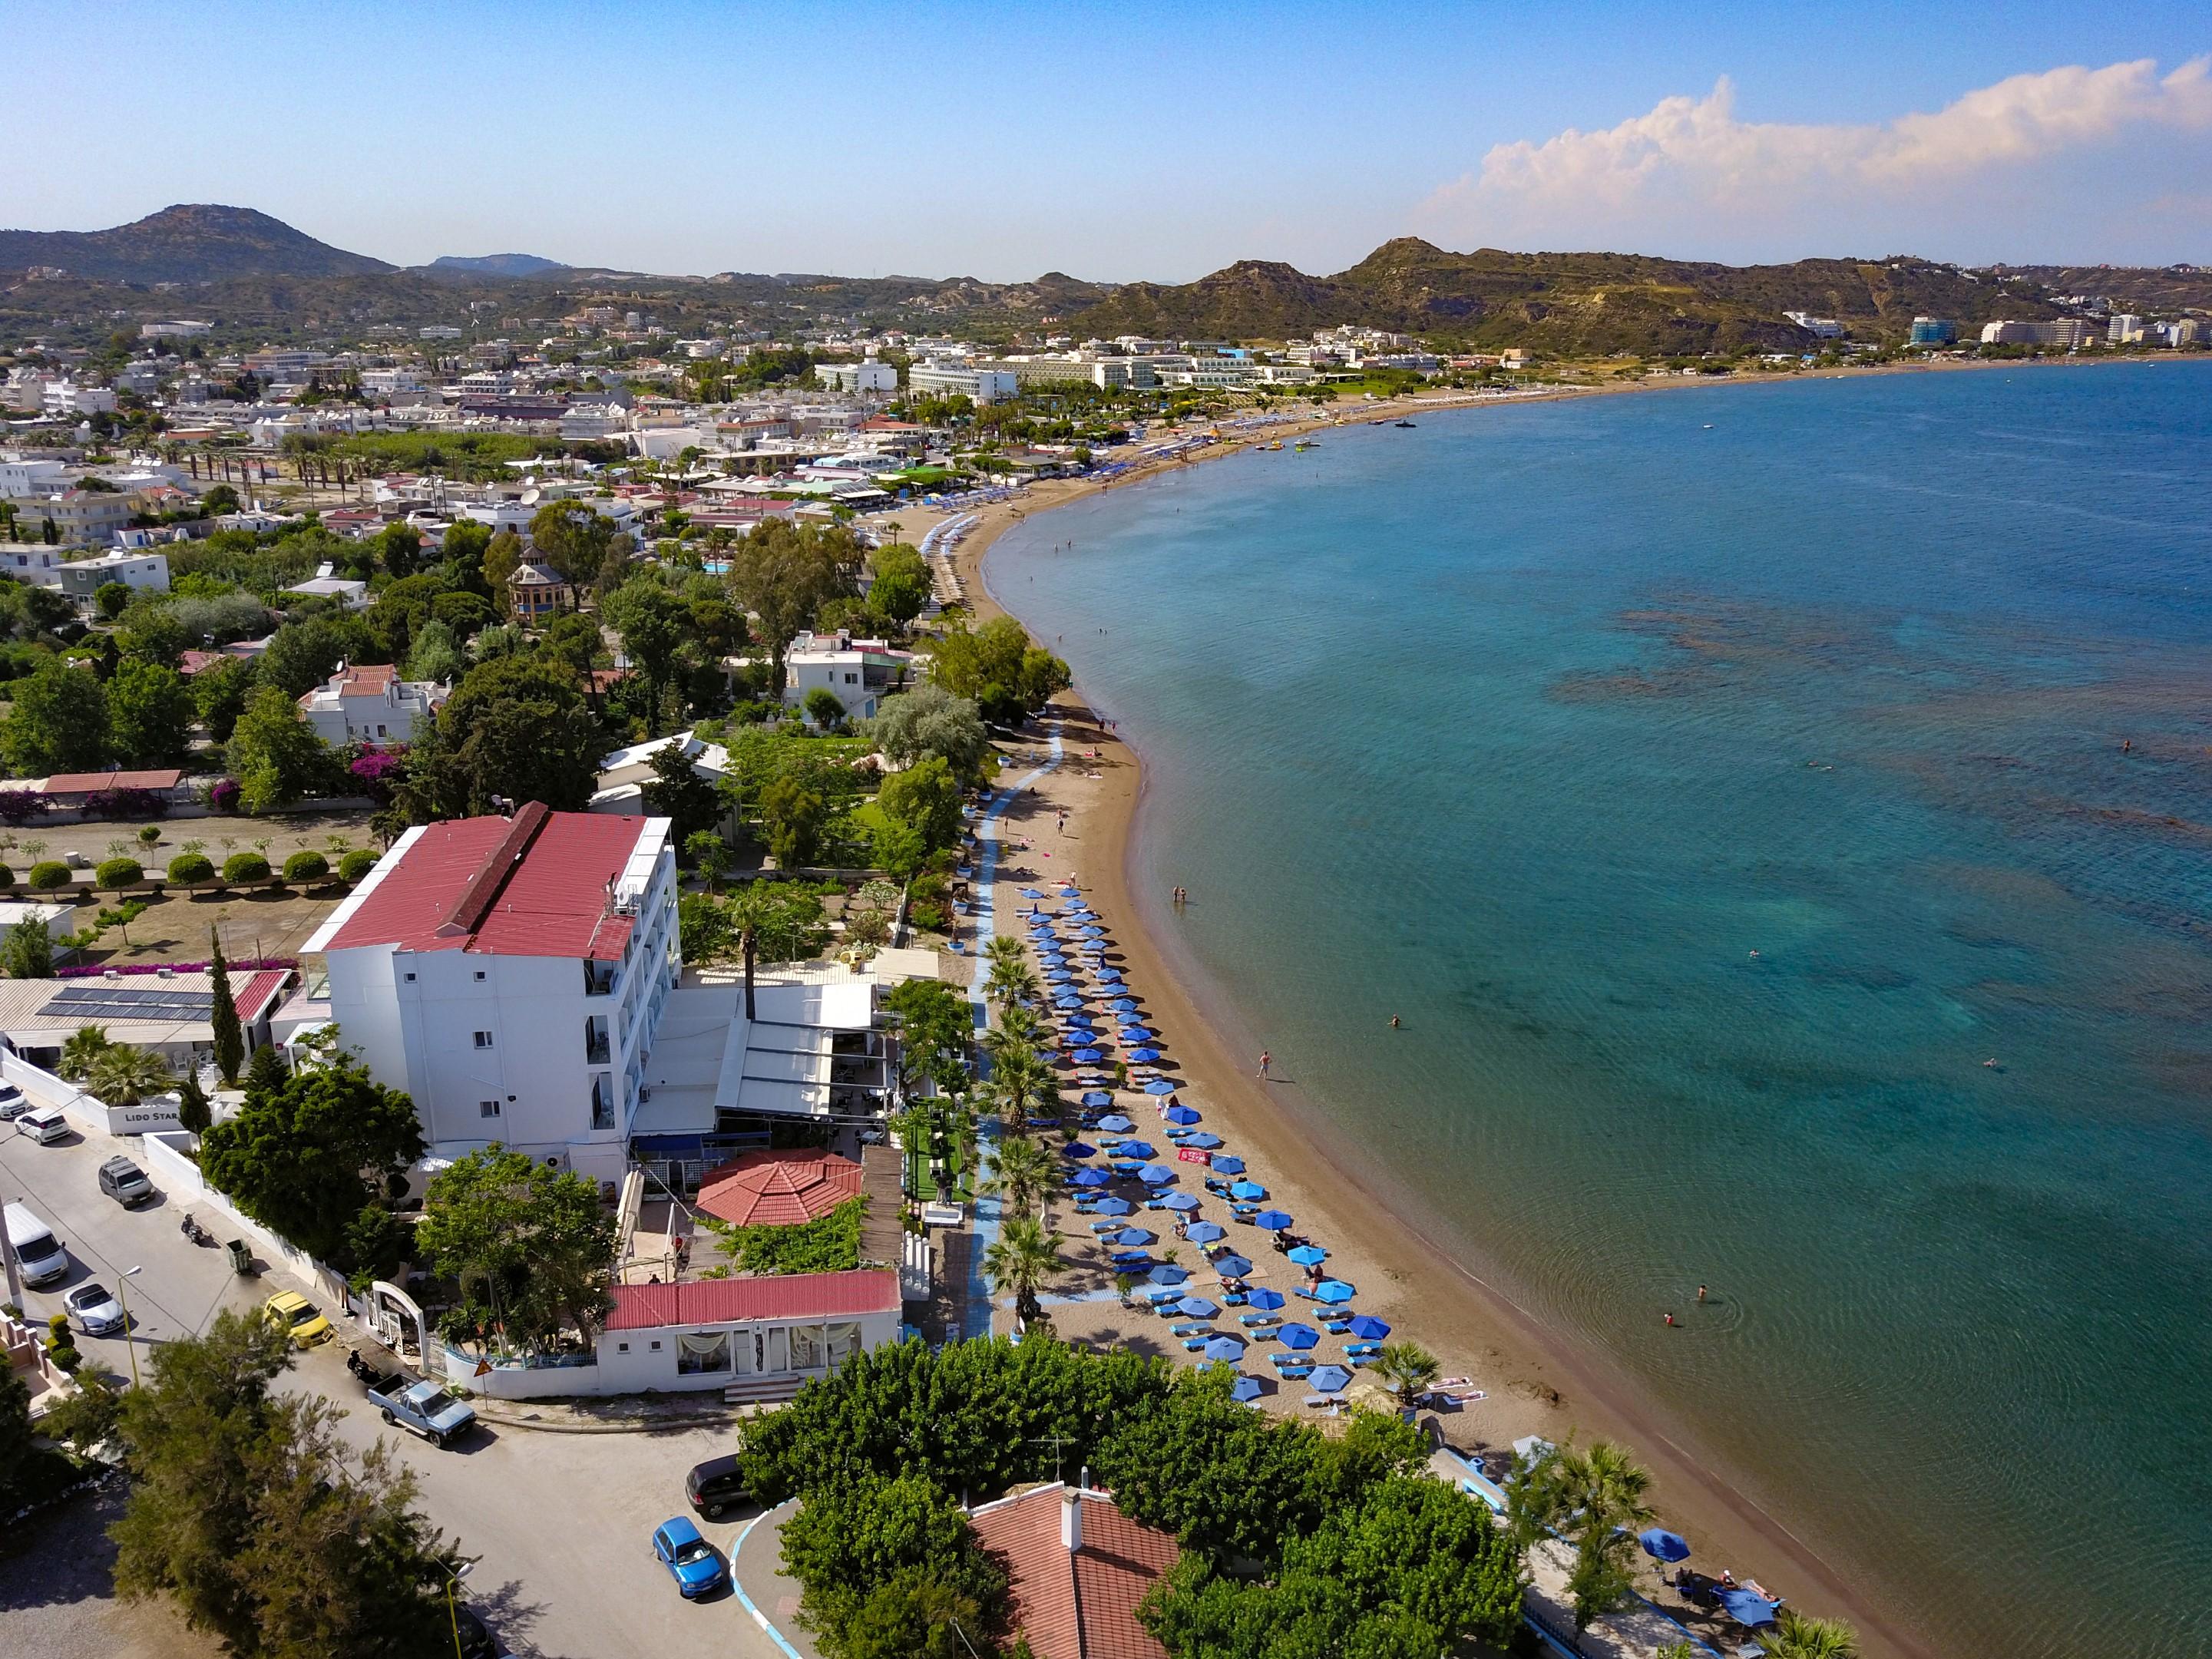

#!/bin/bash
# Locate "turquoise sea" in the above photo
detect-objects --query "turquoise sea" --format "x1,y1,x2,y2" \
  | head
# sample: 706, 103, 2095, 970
985, 362, 2212, 1659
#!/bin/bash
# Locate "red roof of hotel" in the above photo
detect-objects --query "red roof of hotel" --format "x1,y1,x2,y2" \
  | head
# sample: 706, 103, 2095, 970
696, 1148, 865, 1228
603, 1269, 900, 1331
321, 803, 647, 957
41, 768, 184, 795
967, 1485, 1179, 1659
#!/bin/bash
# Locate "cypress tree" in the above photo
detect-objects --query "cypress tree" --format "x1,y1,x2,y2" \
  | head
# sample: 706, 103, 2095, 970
209, 927, 245, 1085
177, 1069, 212, 1135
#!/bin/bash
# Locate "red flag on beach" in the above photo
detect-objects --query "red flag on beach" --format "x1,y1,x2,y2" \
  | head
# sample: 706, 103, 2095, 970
1177, 1147, 1211, 1165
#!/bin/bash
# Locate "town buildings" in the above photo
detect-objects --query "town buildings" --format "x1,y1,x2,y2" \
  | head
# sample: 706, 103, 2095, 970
1979, 319, 2097, 347
297, 662, 448, 745
967, 1483, 1182, 1659
782, 629, 911, 723
53, 549, 170, 606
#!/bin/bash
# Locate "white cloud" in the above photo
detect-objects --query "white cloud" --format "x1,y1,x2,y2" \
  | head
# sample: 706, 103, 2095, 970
1420, 58, 2212, 250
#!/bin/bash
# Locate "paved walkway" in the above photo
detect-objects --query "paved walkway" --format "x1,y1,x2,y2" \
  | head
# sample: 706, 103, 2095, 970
727, 1500, 818, 1659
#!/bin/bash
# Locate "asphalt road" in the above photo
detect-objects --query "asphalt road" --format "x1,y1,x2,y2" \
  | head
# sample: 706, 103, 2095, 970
2, 1115, 791, 1659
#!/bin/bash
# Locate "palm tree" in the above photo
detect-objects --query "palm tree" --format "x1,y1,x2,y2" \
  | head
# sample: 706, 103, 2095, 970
983, 934, 1027, 977
1371, 1340, 1441, 1410
1765, 1611, 1860, 1659
983, 1215, 1062, 1326
60, 1024, 112, 1080
87, 1043, 171, 1108
1509, 1439, 1658, 1629
726, 882, 778, 1022
984, 1135, 1061, 1218
992, 1049, 1056, 1127
986, 956, 1038, 1011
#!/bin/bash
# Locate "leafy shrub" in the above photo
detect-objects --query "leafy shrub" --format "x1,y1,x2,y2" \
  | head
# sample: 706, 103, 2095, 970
167, 852, 216, 884
338, 848, 379, 883
83, 787, 168, 820
28, 861, 72, 891
282, 851, 329, 882
137, 825, 162, 847
207, 778, 240, 813
48, 1343, 81, 1373
909, 901, 948, 932
0, 791, 47, 825
0, 864, 12, 887
95, 858, 144, 890
222, 852, 270, 883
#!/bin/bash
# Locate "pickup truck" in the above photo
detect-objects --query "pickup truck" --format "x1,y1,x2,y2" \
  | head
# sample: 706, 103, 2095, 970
353, 1354, 478, 1448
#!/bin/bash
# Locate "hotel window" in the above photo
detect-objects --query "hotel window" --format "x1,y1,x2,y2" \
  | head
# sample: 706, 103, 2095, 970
788, 1324, 826, 1370
473, 1031, 494, 1049
676, 1332, 731, 1375
474, 970, 486, 981
478, 1099, 500, 1119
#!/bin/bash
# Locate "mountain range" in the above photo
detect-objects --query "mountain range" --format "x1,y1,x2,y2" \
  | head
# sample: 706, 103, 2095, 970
2, 206, 2204, 352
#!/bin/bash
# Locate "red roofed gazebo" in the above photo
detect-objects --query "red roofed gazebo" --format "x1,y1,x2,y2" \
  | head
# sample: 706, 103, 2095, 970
696, 1148, 865, 1228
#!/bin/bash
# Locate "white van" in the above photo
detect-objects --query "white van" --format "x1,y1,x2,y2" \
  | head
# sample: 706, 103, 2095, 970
4, 1201, 69, 1287
15, 1106, 69, 1144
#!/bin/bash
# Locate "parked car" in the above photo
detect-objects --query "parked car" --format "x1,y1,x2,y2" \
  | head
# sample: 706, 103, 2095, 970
264, 1290, 332, 1347
0, 1084, 28, 1120
650, 1517, 726, 1598
15, 1105, 71, 1144
65, 1282, 127, 1337
4, 1202, 68, 1288
684, 1453, 749, 1520
355, 1356, 478, 1449
454, 1604, 499, 1659
98, 1155, 156, 1207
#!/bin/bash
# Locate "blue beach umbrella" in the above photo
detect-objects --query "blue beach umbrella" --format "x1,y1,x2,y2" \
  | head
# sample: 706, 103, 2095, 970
1097, 970, 1126, 984
1148, 1264, 1189, 1285
1287, 1244, 1328, 1267
1229, 1181, 1267, 1201
1060, 884, 1082, 894
1175, 1296, 1218, 1318
1070, 1047, 1104, 1063
1113, 1228, 1154, 1246
1346, 1315, 1391, 1340
1182, 1132, 1222, 1149
1185, 1221, 1225, 1244
1162, 1104, 1199, 1123
1138, 1164, 1175, 1185
1045, 971, 1074, 985
1080, 1091, 1114, 1108
1143, 1079, 1177, 1096
1092, 1195, 1132, 1215
1107, 997, 1139, 1012
1053, 993, 1084, 1009
1129, 1048, 1162, 1063
1278, 1323, 1320, 1350
1718, 1589, 1779, 1629
1070, 1168, 1111, 1188
1079, 926, 1106, 939
1020, 887, 1043, 898
1212, 1254, 1254, 1278
1245, 1287, 1286, 1310
1121, 1024, 1158, 1042
1314, 1279, 1357, 1304
1099, 1114, 1134, 1132
1116, 1141, 1157, 1160
1254, 1209, 1294, 1231
1210, 1155, 1245, 1175
1162, 1191, 1200, 1212
1308, 1365, 1352, 1395
1204, 1334, 1245, 1361
1638, 1528, 1691, 1564
1231, 1374, 1264, 1403
1063, 1142, 1096, 1158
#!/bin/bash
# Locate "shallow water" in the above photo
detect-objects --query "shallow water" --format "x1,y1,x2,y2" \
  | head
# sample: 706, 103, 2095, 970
986, 363, 2212, 1659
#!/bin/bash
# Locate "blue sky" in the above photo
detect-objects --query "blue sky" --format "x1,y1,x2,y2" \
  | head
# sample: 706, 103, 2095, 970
12, 1, 2211, 279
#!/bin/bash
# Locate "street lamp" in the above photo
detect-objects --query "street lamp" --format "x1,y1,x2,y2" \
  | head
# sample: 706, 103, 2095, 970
440, 1559, 474, 1659
115, 1265, 144, 1389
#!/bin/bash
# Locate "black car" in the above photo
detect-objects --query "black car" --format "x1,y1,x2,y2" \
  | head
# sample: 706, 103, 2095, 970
98, 1155, 155, 1206
685, 1453, 749, 1520
455, 1604, 499, 1659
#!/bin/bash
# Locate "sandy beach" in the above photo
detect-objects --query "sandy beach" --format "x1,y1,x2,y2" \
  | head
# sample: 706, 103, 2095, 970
913, 368, 1988, 1657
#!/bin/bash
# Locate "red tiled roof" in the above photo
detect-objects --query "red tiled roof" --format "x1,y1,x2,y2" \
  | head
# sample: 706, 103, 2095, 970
696, 1149, 865, 1228
968, 1485, 1179, 1659
178, 649, 225, 676
41, 768, 184, 795
603, 1269, 899, 1331
322, 805, 648, 958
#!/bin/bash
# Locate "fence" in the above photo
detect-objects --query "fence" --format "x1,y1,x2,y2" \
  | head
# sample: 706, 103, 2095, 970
2, 1049, 184, 1137
140, 1130, 344, 1303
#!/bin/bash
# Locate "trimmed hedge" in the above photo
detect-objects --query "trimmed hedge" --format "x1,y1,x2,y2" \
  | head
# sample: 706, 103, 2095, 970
167, 852, 216, 884
338, 848, 379, 883
95, 858, 144, 889
28, 861, 72, 891
222, 852, 271, 883
282, 851, 329, 882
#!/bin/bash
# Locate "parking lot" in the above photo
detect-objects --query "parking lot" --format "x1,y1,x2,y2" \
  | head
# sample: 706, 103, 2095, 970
3, 1111, 795, 1659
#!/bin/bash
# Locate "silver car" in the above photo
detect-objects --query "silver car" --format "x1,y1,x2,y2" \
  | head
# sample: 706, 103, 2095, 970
64, 1281, 127, 1337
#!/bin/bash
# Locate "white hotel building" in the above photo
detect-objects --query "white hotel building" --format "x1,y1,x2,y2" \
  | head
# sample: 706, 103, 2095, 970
305, 804, 680, 1183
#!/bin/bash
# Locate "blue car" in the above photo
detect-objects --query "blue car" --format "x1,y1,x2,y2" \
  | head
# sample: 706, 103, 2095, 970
650, 1516, 726, 1599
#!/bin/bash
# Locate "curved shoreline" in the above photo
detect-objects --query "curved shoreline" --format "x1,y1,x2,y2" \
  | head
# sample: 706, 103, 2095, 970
916, 364, 2161, 1659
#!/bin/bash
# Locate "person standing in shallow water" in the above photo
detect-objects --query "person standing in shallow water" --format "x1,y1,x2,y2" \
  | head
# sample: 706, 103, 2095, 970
1258, 1050, 1271, 1078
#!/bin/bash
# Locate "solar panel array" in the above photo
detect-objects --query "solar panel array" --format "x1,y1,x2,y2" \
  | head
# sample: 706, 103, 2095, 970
41, 985, 216, 1023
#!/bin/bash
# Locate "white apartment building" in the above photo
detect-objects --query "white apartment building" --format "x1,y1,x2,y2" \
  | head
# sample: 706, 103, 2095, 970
296, 662, 447, 744
0, 457, 70, 497
816, 360, 899, 395
783, 630, 911, 723
360, 367, 429, 397
906, 363, 1020, 405
2107, 314, 2146, 343
55, 549, 170, 604
41, 380, 117, 416
1980, 319, 2096, 347
304, 804, 682, 1182
1784, 312, 1845, 339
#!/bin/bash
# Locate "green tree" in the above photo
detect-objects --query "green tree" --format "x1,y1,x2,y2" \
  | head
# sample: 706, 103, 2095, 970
759, 774, 828, 868
198, 1055, 425, 1269
685, 828, 731, 891
679, 891, 732, 962
1371, 1340, 1441, 1410
61, 1023, 114, 1079
400, 654, 607, 818
87, 1043, 171, 1107
1507, 1440, 1656, 1629
107, 660, 196, 768
259, 615, 379, 700
0, 915, 54, 980
209, 930, 245, 1083
865, 543, 931, 626
95, 580, 132, 620
982, 1213, 1062, 1325
802, 686, 846, 730
481, 528, 526, 606
878, 755, 963, 853
865, 685, 989, 779
1766, 1609, 1863, 1659
883, 977, 971, 1091
400, 616, 465, 686
641, 743, 722, 843
982, 1134, 1060, 1218
927, 616, 1069, 717
2, 658, 109, 775
603, 578, 691, 716
527, 501, 628, 593
227, 684, 332, 811
414, 1145, 617, 1351
0, 1362, 31, 1499
375, 521, 422, 580
193, 656, 260, 742
722, 519, 865, 692
177, 1068, 213, 1134
779, 1469, 1007, 1659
